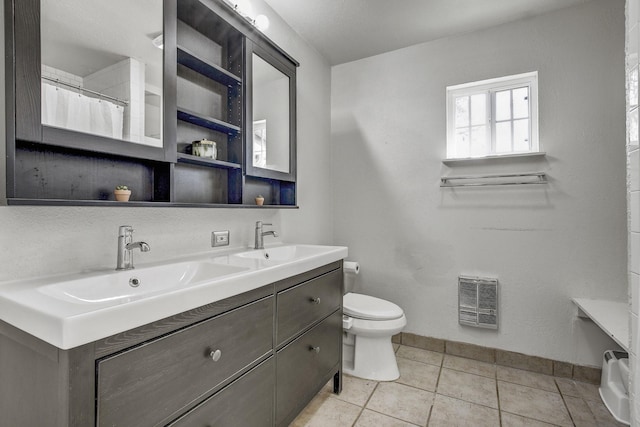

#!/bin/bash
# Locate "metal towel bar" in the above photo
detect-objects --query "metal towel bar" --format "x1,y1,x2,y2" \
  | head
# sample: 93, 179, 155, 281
440, 172, 547, 188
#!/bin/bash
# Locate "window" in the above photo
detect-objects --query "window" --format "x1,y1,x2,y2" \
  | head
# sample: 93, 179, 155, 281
446, 72, 539, 159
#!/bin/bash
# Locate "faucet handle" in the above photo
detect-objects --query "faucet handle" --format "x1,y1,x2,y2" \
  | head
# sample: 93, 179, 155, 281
118, 225, 133, 236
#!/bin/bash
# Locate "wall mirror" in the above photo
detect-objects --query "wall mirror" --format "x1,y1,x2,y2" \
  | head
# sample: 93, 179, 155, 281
40, 0, 163, 148
252, 53, 290, 173
246, 45, 296, 182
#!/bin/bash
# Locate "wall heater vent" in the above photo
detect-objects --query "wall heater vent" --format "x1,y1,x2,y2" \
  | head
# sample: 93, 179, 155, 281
458, 276, 498, 329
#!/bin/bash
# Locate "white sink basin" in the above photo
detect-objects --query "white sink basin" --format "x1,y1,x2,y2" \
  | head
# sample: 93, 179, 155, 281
38, 261, 249, 304
233, 244, 333, 263
0, 243, 348, 349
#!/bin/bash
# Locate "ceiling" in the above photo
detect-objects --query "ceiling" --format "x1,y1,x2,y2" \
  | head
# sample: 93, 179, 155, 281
263, 0, 592, 65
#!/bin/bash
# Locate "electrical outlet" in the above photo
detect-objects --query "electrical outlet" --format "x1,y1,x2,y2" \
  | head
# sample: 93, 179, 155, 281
212, 230, 230, 247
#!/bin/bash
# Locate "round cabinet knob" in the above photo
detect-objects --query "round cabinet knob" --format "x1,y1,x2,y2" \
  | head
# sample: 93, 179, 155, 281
209, 349, 222, 362
310, 297, 321, 305
309, 346, 320, 354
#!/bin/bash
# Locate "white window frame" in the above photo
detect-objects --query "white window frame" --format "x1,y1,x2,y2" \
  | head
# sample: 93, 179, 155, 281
446, 72, 539, 160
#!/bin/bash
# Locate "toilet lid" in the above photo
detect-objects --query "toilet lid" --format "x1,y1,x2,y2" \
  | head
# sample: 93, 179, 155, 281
343, 292, 404, 321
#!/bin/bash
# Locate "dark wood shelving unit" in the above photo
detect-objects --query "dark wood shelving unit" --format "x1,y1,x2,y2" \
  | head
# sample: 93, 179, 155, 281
177, 107, 241, 135
177, 153, 241, 169
5, 0, 298, 207
177, 45, 242, 87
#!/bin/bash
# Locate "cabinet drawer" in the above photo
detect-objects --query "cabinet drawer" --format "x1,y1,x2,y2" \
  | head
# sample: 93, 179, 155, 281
97, 296, 273, 427
276, 309, 342, 426
169, 357, 274, 427
276, 268, 342, 346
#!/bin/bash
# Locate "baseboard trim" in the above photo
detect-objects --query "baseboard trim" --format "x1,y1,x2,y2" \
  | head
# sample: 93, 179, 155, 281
393, 332, 601, 384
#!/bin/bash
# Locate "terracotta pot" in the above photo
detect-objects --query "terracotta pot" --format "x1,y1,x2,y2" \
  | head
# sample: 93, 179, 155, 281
255, 197, 264, 206
114, 189, 132, 202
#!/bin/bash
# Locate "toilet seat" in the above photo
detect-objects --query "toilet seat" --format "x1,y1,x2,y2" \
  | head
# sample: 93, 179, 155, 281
343, 292, 403, 321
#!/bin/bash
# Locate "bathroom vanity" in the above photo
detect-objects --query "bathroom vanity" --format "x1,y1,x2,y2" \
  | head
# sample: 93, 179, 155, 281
0, 245, 346, 426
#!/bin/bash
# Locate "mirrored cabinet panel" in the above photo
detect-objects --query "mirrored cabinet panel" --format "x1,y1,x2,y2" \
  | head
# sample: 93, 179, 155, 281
5, 0, 298, 207
252, 53, 290, 173
246, 43, 296, 185
40, 0, 163, 147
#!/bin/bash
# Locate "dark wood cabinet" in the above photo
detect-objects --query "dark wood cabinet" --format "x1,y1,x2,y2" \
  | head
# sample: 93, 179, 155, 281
4, 0, 298, 207
0, 262, 343, 426
97, 297, 273, 426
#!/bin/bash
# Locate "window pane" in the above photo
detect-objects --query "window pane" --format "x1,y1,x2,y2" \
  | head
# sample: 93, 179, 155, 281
513, 119, 530, 151
455, 96, 469, 127
495, 90, 511, 121
513, 87, 529, 119
470, 125, 487, 157
455, 128, 470, 157
470, 94, 486, 126
495, 122, 511, 153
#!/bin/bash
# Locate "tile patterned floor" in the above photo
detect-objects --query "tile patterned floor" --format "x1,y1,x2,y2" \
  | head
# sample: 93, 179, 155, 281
290, 344, 625, 427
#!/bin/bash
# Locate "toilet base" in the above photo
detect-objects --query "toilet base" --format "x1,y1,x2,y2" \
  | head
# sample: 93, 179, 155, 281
343, 334, 400, 381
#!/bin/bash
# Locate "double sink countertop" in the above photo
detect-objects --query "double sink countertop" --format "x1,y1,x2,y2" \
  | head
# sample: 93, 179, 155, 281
0, 243, 348, 350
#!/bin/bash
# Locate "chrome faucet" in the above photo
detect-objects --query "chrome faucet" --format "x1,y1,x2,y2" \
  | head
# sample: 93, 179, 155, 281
116, 225, 150, 270
254, 221, 278, 249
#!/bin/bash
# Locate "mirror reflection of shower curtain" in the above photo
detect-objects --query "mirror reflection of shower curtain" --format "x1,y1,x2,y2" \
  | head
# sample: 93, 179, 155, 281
41, 82, 124, 139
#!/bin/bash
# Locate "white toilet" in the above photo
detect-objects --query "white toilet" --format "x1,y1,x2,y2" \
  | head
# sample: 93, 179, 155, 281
342, 292, 407, 381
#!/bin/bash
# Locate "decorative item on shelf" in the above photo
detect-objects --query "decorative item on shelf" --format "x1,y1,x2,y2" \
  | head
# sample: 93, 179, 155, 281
191, 139, 217, 159
255, 195, 264, 206
114, 185, 131, 202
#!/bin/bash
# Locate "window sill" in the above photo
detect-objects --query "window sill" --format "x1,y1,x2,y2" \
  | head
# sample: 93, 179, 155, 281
442, 152, 546, 165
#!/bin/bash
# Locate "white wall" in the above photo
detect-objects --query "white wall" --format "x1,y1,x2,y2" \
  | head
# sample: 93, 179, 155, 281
332, 0, 627, 366
0, 0, 333, 281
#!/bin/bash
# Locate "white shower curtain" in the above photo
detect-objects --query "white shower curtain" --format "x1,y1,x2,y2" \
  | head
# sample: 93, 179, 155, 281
41, 82, 124, 139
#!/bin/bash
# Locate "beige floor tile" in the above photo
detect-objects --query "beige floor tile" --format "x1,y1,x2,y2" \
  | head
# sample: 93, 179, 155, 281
574, 381, 602, 402
396, 357, 441, 392
496, 366, 558, 392
396, 345, 444, 367
428, 394, 499, 427
332, 375, 378, 407
563, 395, 598, 427
497, 381, 572, 427
355, 409, 419, 427
500, 412, 557, 426
290, 394, 362, 427
366, 382, 434, 426
584, 397, 628, 426
436, 368, 498, 409
442, 354, 496, 378
554, 377, 581, 398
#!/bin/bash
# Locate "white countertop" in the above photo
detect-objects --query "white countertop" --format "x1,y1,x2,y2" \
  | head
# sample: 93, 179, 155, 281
572, 298, 629, 351
0, 244, 348, 350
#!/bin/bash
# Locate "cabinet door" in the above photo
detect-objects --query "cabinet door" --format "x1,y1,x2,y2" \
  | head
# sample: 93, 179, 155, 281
169, 357, 274, 427
276, 310, 342, 426
96, 296, 273, 427
276, 269, 342, 347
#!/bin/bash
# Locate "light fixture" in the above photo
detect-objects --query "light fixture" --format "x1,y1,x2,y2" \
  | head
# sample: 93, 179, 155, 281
152, 34, 164, 50
254, 14, 269, 31
222, 0, 269, 33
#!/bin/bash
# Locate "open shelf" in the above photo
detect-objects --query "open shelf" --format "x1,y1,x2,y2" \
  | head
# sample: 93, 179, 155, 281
177, 153, 241, 169
177, 107, 241, 135
177, 45, 242, 87
572, 298, 628, 351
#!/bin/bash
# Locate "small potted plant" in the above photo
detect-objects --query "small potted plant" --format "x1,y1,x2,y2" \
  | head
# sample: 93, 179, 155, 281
114, 185, 132, 202
255, 195, 264, 206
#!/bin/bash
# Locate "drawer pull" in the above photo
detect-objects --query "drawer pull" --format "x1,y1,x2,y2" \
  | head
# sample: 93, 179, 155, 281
309, 346, 320, 354
209, 349, 222, 362
310, 297, 321, 305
